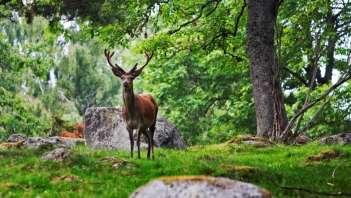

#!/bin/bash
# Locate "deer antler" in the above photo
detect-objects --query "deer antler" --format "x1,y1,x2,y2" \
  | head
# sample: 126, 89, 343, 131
139, 52, 154, 71
104, 49, 126, 77
130, 52, 154, 77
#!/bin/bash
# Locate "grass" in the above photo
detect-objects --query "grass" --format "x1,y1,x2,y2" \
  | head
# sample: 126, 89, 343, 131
0, 142, 351, 197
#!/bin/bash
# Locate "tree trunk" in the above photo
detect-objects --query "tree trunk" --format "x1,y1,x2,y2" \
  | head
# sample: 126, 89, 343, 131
247, 0, 289, 140
317, 7, 336, 85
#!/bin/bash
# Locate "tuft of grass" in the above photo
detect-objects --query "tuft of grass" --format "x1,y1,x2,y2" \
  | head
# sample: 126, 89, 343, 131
0, 142, 350, 197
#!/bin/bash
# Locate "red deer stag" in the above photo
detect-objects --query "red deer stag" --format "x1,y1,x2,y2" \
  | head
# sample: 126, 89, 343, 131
104, 49, 158, 159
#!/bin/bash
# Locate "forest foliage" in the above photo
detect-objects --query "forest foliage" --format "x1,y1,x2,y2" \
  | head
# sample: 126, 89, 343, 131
0, 0, 350, 144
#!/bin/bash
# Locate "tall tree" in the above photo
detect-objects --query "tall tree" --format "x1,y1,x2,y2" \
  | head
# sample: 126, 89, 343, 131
247, 0, 290, 140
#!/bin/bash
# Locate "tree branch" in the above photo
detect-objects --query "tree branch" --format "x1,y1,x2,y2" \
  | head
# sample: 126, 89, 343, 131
283, 67, 308, 86
201, 0, 246, 52
134, 3, 156, 36
167, 0, 221, 35
232, 0, 247, 37
298, 99, 330, 134
202, 96, 228, 116
282, 72, 351, 135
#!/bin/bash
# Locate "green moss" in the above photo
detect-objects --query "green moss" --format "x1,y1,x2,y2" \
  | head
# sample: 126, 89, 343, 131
0, 143, 350, 197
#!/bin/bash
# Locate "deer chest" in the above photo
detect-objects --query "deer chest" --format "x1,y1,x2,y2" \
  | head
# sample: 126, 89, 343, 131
123, 110, 143, 129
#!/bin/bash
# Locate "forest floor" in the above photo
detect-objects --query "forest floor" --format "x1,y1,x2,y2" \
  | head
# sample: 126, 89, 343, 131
0, 139, 351, 198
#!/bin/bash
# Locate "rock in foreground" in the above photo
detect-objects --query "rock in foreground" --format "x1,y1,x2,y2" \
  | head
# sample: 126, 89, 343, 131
130, 176, 271, 198
84, 107, 186, 150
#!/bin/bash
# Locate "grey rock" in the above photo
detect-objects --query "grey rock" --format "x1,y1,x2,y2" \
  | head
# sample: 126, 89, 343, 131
241, 140, 271, 148
25, 136, 63, 149
42, 147, 70, 161
294, 134, 311, 145
130, 176, 271, 198
23, 136, 84, 149
154, 118, 186, 149
6, 133, 84, 149
7, 133, 27, 142
84, 107, 186, 150
227, 135, 273, 148
59, 137, 86, 147
84, 107, 135, 150
319, 133, 351, 145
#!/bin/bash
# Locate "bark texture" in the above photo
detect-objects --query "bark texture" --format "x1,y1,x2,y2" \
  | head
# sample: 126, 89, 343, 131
247, 0, 289, 140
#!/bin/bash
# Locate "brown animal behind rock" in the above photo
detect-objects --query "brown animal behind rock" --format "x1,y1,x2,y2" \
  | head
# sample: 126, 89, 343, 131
74, 123, 85, 138
60, 122, 85, 139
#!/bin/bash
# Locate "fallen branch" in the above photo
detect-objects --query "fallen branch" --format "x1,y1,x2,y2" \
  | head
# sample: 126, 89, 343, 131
282, 72, 351, 135
293, 59, 320, 132
298, 99, 330, 134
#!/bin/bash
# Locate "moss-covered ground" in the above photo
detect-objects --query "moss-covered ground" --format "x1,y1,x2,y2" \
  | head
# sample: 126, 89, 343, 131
1, 141, 351, 197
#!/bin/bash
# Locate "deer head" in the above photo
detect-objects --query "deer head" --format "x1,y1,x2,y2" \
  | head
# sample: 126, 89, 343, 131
104, 49, 153, 90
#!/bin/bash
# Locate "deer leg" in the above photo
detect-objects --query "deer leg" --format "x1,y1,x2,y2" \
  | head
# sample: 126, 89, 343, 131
137, 129, 141, 159
151, 135, 155, 160
144, 132, 151, 159
127, 127, 134, 158
149, 122, 156, 160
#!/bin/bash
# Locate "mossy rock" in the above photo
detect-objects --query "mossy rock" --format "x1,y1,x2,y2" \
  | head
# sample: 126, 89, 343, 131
306, 149, 342, 162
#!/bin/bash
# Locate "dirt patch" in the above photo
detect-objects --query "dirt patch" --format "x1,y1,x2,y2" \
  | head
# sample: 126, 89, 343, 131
198, 154, 221, 162
218, 164, 260, 179
306, 149, 342, 162
100, 156, 134, 169
220, 164, 258, 174
51, 175, 80, 183
0, 182, 17, 189
0, 141, 25, 149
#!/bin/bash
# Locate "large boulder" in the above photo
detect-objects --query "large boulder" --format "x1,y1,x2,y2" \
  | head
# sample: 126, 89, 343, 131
130, 176, 271, 198
84, 107, 186, 150
84, 107, 132, 150
319, 133, 351, 145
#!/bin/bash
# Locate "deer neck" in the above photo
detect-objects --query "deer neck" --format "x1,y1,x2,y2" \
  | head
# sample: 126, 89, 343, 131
122, 86, 137, 119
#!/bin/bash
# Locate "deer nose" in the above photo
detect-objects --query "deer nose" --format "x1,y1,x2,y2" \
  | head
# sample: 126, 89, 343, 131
123, 81, 129, 87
